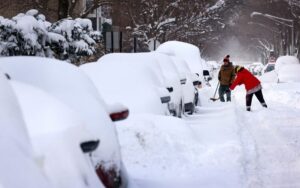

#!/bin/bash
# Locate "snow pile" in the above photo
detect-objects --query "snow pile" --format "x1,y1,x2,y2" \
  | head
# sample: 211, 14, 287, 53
116, 114, 205, 180
263, 83, 300, 109
259, 70, 278, 83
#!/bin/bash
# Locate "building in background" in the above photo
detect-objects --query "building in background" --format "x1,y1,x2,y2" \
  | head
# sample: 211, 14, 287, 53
85, 0, 112, 31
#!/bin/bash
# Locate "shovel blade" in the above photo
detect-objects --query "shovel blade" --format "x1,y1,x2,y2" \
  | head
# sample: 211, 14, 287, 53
210, 97, 219, 102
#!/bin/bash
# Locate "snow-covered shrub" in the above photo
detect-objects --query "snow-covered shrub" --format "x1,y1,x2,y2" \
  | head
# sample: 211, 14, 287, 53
48, 18, 101, 63
0, 10, 102, 65
0, 10, 49, 56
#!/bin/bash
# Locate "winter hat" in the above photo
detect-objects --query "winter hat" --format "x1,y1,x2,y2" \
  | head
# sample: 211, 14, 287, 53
224, 55, 230, 61
235, 65, 243, 73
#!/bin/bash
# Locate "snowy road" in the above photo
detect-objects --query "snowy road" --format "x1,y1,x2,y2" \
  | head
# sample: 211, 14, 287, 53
117, 81, 300, 188
234, 83, 300, 188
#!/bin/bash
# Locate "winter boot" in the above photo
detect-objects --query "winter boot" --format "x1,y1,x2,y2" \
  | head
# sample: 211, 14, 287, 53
262, 103, 268, 108
246, 106, 251, 111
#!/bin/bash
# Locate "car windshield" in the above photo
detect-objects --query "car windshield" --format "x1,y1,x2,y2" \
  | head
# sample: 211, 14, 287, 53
265, 64, 275, 73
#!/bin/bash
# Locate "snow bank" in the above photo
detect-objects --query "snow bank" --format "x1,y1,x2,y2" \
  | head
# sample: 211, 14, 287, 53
263, 82, 300, 109
259, 71, 278, 83
116, 114, 205, 179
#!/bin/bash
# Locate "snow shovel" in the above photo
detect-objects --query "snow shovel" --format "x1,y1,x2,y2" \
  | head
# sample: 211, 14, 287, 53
210, 82, 220, 102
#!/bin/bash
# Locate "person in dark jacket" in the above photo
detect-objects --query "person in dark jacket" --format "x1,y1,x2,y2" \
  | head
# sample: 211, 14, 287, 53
230, 66, 267, 111
218, 58, 235, 102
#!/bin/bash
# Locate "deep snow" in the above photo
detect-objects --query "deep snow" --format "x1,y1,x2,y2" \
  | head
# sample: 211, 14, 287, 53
117, 71, 300, 188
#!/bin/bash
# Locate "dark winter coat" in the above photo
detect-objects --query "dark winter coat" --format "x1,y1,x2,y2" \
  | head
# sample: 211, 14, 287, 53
218, 62, 235, 86
230, 68, 260, 91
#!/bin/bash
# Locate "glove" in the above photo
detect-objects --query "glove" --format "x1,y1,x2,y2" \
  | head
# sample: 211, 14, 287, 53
225, 88, 231, 93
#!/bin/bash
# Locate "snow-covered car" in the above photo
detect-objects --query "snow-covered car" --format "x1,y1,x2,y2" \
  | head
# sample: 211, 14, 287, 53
0, 57, 128, 188
11, 81, 105, 188
156, 40, 210, 86
206, 60, 220, 71
168, 55, 198, 114
150, 52, 185, 117
263, 62, 275, 73
248, 62, 264, 75
80, 53, 171, 116
275, 56, 300, 83
0, 71, 52, 188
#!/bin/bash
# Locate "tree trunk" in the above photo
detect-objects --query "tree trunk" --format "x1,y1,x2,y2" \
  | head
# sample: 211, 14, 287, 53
58, 0, 69, 19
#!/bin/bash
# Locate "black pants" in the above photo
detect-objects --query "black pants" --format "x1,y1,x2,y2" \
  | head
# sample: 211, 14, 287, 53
218, 84, 231, 102
246, 89, 267, 110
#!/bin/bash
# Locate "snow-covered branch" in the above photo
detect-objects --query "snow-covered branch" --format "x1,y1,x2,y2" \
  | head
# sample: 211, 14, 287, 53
0, 9, 101, 64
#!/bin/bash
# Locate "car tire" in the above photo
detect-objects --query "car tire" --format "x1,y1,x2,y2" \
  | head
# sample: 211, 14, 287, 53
177, 100, 183, 118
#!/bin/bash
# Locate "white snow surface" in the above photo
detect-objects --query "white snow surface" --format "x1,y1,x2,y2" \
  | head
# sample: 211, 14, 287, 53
0, 71, 51, 188
275, 56, 300, 83
80, 53, 169, 115
11, 81, 103, 188
1, 54, 300, 187
156, 41, 207, 82
0, 56, 122, 171
115, 62, 300, 188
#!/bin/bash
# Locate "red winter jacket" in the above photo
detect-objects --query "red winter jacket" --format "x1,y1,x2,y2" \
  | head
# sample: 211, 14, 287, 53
230, 68, 260, 91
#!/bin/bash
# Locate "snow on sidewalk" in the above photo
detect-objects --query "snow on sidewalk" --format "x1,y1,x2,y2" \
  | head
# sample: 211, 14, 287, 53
183, 102, 244, 188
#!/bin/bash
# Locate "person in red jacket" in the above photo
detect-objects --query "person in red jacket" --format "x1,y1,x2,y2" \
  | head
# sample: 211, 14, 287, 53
229, 66, 267, 111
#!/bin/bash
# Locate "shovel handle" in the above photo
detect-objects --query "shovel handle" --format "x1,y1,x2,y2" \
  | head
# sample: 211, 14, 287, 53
213, 82, 220, 98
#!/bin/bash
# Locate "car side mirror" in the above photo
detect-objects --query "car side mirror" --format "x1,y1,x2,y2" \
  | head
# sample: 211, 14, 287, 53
193, 80, 202, 86
80, 140, 100, 153
167, 87, 173, 92
203, 70, 210, 76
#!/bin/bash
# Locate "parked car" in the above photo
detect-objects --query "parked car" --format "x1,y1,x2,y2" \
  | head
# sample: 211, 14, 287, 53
0, 56, 128, 188
168, 55, 198, 114
80, 53, 171, 116
11, 80, 105, 188
0, 71, 52, 188
248, 62, 264, 75
150, 52, 185, 117
275, 55, 300, 83
206, 60, 220, 71
263, 62, 275, 73
156, 40, 209, 86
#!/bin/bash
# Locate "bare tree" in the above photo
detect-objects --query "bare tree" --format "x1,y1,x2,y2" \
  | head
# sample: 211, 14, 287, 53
110, 0, 238, 52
